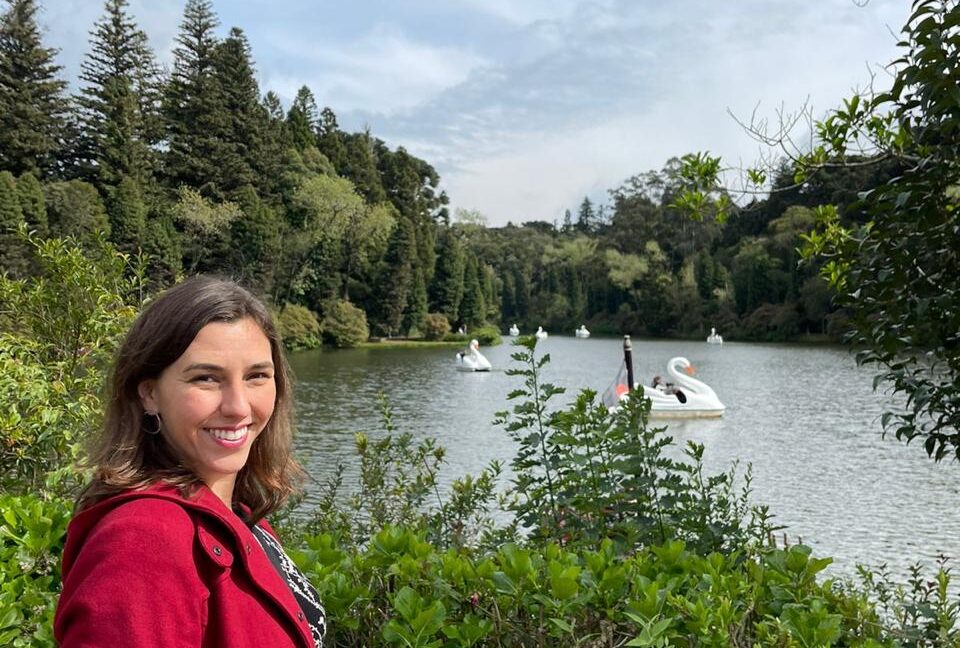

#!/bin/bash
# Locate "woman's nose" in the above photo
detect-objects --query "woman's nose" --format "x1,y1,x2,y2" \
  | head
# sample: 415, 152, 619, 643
220, 381, 251, 418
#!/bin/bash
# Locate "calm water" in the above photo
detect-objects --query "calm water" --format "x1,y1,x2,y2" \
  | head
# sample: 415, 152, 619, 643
289, 335, 959, 580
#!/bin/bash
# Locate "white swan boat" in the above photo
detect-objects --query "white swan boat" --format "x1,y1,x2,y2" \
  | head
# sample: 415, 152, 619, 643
508, 324, 520, 336
706, 327, 723, 345
455, 339, 492, 372
575, 325, 590, 338
640, 357, 725, 418
535, 326, 548, 340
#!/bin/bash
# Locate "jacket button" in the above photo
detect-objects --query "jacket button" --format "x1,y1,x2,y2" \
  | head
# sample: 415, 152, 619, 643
297, 611, 304, 621
245, 543, 251, 554
213, 546, 222, 556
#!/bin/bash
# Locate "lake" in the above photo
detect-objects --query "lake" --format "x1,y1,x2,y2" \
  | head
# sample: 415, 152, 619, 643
288, 334, 959, 581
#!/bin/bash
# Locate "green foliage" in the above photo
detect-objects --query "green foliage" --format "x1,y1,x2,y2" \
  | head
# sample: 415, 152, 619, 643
0, 170, 28, 276
422, 312, 451, 341
0, 227, 143, 493
289, 527, 892, 648
0, 494, 70, 648
496, 337, 773, 553
322, 299, 369, 348
275, 303, 322, 352
43, 180, 110, 244
0, 0, 70, 177
467, 325, 501, 347
15, 171, 45, 236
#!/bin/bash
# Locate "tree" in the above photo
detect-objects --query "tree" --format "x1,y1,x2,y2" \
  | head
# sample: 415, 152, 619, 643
429, 227, 465, 322
0, 170, 28, 275
677, 0, 960, 459
162, 0, 225, 196
211, 27, 264, 196
286, 85, 318, 152
0, 0, 69, 177
104, 175, 146, 254
15, 170, 45, 236
77, 0, 160, 187
575, 196, 595, 233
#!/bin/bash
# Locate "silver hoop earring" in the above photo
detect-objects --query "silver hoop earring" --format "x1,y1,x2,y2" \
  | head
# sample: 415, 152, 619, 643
143, 411, 163, 435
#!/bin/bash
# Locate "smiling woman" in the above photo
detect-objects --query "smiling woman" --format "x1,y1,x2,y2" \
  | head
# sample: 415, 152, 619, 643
54, 276, 326, 648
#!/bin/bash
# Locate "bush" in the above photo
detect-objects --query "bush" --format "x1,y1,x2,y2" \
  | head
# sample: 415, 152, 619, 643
421, 313, 450, 340
276, 303, 323, 351
0, 494, 70, 648
469, 324, 501, 346
323, 300, 369, 348
0, 229, 143, 495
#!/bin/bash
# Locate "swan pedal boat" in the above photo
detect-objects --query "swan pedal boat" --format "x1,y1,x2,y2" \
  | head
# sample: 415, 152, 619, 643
508, 325, 520, 336
575, 326, 590, 338
621, 356, 725, 419
456, 339, 492, 372
534, 326, 548, 340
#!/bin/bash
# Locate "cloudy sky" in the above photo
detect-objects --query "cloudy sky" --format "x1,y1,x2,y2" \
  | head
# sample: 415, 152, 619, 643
44, 0, 907, 226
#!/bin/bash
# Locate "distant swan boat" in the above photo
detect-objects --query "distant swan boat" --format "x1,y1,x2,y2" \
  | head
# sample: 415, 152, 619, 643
575, 325, 590, 338
535, 326, 548, 340
706, 327, 723, 344
508, 324, 520, 336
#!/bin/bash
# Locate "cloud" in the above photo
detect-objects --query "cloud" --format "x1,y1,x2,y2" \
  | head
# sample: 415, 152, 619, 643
259, 23, 488, 112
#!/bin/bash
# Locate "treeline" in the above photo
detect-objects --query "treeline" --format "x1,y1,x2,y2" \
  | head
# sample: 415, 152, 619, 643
471, 156, 899, 341
0, 0, 895, 346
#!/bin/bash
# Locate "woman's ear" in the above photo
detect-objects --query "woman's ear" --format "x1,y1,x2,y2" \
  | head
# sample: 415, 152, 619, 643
138, 380, 157, 412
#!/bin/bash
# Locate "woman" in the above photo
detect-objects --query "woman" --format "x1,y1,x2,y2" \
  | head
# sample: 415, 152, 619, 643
55, 276, 325, 647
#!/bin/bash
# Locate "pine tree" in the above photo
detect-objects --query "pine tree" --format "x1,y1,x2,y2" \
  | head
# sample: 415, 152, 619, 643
428, 227, 465, 321
212, 27, 265, 196
402, 265, 428, 335
460, 255, 486, 327
317, 106, 347, 170
105, 174, 146, 253
0, 170, 28, 276
286, 86, 318, 152
576, 196, 595, 233
163, 0, 226, 196
341, 130, 386, 203
16, 170, 45, 236
0, 0, 69, 177
373, 216, 415, 336
77, 0, 160, 187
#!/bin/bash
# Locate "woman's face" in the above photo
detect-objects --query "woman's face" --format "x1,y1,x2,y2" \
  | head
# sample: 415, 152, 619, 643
138, 317, 277, 502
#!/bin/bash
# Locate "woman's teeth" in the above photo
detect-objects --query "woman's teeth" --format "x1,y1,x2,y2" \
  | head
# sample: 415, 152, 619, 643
205, 426, 248, 441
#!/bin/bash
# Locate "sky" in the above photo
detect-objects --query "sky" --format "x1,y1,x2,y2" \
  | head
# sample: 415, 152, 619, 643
43, 0, 908, 226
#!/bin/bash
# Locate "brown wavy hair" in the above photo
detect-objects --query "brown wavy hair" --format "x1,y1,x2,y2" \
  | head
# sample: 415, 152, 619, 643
77, 275, 303, 523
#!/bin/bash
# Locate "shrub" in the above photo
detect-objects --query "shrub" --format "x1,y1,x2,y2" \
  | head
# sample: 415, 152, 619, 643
0, 228, 143, 495
323, 299, 369, 348
0, 494, 70, 647
276, 303, 323, 351
468, 324, 501, 346
421, 313, 450, 340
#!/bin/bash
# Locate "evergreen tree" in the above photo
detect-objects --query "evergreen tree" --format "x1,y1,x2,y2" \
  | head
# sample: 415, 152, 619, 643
317, 106, 347, 170
0, 170, 28, 276
402, 265, 428, 335
286, 85, 318, 152
258, 90, 291, 199
15, 170, 45, 235
341, 130, 386, 203
372, 216, 415, 336
0, 0, 69, 177
105, 174, 146, 253
576, 196, 595, 233
77, 0, 160, 187
460, 255, 486, 327
163, 0, 226, 196
212, 27, 265, 196
228, 184, 281, 294
428, 227, 465, 321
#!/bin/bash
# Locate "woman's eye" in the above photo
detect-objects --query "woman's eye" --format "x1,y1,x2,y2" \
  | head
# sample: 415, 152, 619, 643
248, 372, 273, 381
192, 374, 218, 383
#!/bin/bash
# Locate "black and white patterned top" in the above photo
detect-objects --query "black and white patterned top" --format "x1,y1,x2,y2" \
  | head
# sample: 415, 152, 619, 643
252, 525, 326, 647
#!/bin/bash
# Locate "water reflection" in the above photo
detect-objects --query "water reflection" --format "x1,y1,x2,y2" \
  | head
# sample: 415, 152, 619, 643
289, 336, 959, 581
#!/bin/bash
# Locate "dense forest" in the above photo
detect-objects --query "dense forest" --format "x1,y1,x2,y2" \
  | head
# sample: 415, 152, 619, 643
0, 0, 896, 346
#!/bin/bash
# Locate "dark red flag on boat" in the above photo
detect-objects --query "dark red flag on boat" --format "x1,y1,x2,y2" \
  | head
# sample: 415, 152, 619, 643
601, 362, 630, 409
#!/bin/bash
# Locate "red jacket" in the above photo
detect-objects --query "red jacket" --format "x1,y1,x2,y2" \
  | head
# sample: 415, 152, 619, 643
55, 483, 316, 648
